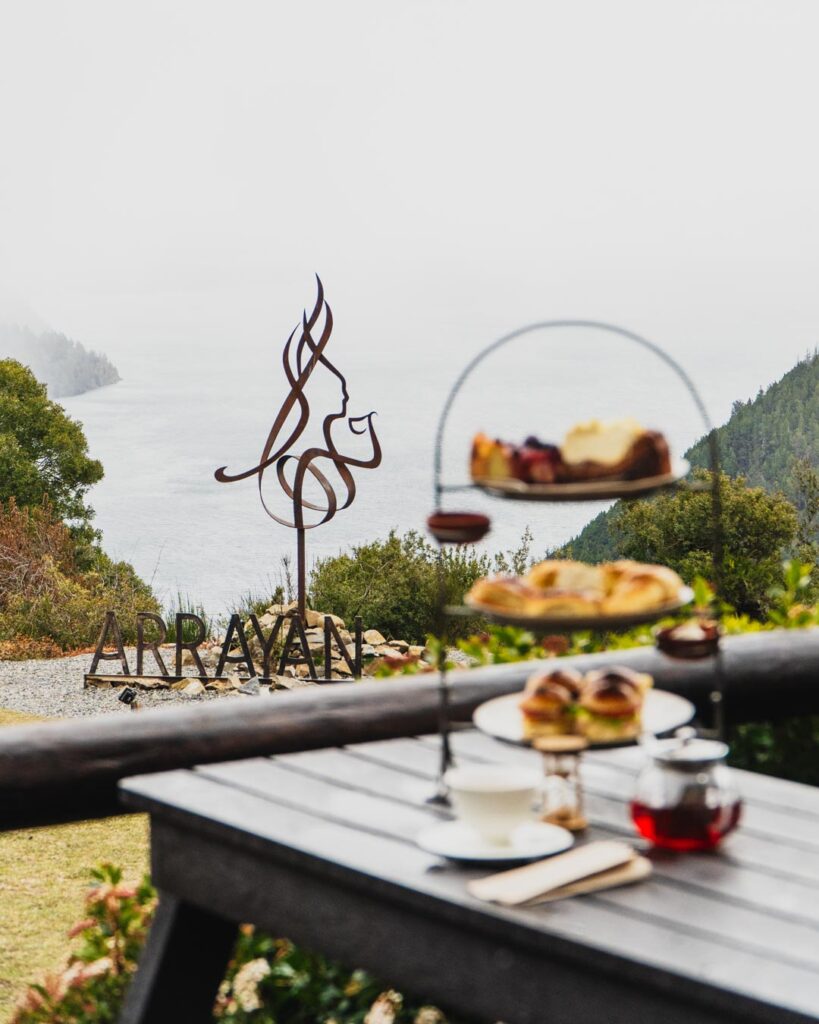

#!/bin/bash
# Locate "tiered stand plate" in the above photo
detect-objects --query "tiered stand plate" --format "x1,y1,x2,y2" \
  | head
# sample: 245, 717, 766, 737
473, 689, 696, 749
462, 586, 694, 632
472, 458, 690, 502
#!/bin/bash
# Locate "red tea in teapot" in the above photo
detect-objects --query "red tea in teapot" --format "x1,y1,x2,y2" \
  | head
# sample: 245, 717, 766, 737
631, 799, 742, 851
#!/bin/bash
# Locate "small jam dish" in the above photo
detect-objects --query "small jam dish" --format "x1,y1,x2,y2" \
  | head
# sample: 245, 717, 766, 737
427, 511, 491, 545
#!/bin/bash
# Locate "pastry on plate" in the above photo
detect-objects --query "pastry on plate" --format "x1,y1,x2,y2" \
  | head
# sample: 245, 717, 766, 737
560, 419, 671, 482
515, 437, 563, 484
576, 669, 645, 742
469, 419, 671, 486
584, 665, 653, 696
526, 559, 604, 593
466, 576, 547, 613
601, 562, 684, 613
519, 669, 582, 739
533, 589, 602, 617
468, 558, 684, 621
470, 434, 517, 481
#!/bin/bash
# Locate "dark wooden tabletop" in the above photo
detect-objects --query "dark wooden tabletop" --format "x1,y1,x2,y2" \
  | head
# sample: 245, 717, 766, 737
120, 731, 819, 1024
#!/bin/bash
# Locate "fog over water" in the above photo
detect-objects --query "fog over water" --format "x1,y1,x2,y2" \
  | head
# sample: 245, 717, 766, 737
3, 1, 819, 611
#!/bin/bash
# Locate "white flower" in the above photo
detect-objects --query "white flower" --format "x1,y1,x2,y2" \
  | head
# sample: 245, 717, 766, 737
365, 990, 403, 1024
414, 1008, 446, 1024
232, 957, 271, 1012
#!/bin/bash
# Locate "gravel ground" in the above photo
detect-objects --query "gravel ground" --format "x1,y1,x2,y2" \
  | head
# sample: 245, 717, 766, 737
0, 650, 233, 719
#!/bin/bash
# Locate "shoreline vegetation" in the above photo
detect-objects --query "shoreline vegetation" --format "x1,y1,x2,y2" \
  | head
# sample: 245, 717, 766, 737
0, 325, 120, 399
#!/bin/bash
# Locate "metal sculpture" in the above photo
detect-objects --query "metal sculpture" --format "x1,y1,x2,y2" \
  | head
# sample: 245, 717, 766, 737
215, 276, 381, 618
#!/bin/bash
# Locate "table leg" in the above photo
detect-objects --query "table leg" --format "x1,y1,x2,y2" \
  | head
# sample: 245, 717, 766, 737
119, 892, 237, 1024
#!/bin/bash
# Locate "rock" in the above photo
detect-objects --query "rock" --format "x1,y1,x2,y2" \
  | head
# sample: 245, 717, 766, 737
238, 678, 261, 696
363, 629, 386, 646
257, 612, 278, 629
408, 645, 426, 657
319, 612, 345, 630
345, 642, 376, 659
84, 677, 115, 688
283, 601, 299, 616
205, 678, 234, 693
331, 659, 353, 677
337, 629, 352, 644
304, 609, 324, 628
181, 680, 205, 696
273, 676, 317, 690
181, 649, 197, 667
375, 644, 398, 657
388, 640, 410, 654
294, 663, 312, 678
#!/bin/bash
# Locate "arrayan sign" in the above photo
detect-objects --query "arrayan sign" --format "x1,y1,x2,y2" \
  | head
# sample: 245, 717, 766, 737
86, 610, 364, 687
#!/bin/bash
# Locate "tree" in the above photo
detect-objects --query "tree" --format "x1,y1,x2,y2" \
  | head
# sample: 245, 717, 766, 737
793, 457, 819, 550
0, 359, 103, 527
611, 471, 798, 614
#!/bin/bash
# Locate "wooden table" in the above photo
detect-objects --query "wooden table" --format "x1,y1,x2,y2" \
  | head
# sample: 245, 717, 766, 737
119, 730, 819, 1024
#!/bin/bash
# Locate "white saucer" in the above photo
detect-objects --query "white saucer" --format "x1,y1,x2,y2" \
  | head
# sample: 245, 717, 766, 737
417, 820, 574, 863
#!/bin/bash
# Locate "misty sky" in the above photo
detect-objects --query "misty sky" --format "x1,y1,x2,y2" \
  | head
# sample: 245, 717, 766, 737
2, 1, 819, 405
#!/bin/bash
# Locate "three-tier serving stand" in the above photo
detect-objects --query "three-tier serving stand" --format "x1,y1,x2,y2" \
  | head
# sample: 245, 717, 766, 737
426, 320, 727, 804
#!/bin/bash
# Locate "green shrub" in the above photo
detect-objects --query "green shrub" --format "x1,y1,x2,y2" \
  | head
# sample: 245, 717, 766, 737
163, 592, 214, 643
309, 528, 533, 644
603, 471, 801, 616
11, 864, 155, 1023
226, 585, 286, 624
0, 500, 160, 650
12, 866, 456, 1024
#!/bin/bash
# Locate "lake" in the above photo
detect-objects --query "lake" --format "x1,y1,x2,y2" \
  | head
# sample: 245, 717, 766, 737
62, 315, 803, 617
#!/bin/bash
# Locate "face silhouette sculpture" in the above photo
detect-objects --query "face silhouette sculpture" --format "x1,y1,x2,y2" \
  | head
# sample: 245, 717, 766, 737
215, 277, 381, 617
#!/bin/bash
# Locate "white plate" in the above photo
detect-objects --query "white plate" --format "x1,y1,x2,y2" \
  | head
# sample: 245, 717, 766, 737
464, 586, 694, 631
473, 689, 695, 749
417, 820, 574, 863
473, 458, 690, 503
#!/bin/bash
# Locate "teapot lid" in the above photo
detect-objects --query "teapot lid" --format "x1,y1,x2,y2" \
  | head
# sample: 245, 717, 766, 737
651, 727, 729, 769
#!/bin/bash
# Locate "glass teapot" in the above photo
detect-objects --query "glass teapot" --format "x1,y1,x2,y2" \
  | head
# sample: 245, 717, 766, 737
631, 727, 742, 851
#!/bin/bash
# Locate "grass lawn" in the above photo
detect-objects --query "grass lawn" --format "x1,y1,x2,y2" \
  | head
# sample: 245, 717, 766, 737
0, 708, 149, 1022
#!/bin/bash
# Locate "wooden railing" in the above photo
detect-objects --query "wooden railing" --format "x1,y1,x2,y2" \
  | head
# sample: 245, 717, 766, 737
0, 627, 816, 830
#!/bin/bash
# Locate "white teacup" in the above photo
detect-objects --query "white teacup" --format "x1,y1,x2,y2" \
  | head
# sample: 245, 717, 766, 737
445, 764, 541, 845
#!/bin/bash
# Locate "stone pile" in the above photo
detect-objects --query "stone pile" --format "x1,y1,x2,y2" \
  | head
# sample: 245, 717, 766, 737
203, 601, 429, 688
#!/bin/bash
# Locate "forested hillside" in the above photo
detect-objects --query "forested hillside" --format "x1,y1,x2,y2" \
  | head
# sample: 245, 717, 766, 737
562, 351, 819, 562
687, 351, 818, 502
0, 323, 120, 397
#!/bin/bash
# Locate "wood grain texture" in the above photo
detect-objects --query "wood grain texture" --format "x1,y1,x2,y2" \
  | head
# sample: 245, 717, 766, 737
121, 738, 819, 1023
148, 818, 745, 1024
